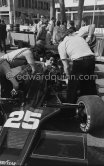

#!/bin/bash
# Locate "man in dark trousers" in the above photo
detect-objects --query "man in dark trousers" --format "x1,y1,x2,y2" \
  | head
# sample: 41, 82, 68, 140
1, 20, 7, 53
58, 28, 97, 103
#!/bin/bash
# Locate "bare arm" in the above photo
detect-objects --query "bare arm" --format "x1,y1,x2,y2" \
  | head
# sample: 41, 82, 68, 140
62, 59, 71, 78
88, 24, 95, 36
22, 49, 35, 73
36, 27, 42, 41
1, 60, 19, 90
86, 24, 95, 42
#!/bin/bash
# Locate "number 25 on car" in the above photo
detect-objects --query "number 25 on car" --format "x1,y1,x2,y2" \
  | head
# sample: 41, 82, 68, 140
4, 110, 42, 130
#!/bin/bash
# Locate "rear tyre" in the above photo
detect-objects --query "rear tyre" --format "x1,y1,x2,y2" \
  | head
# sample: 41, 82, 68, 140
77, 95, 104, 133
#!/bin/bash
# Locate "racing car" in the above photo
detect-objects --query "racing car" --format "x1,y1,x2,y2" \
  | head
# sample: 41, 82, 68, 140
0, 48, 104, 166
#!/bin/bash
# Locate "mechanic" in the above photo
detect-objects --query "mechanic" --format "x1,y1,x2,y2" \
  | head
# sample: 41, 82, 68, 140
0, 47, 36, 74
26, 52, 56, 105
0, 47, 37, 96
33, 51, 56, 74
58, 27, 97, 103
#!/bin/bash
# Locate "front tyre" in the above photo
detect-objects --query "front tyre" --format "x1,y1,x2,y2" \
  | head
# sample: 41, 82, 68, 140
77, 95, 104, 133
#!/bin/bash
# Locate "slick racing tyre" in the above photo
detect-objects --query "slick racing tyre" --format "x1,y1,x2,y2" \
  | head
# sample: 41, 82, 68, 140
77, 95, 104, 133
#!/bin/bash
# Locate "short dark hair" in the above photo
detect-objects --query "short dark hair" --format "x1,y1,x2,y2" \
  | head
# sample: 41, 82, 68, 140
51, 17, 54, 20
69, 20, 75, 27
62, 20, 67, 25
69, 26, 76, 32
56, 20, 61, 26
45, 51, 55, 61
66, 27, 76, 36
82, 17, 88, 24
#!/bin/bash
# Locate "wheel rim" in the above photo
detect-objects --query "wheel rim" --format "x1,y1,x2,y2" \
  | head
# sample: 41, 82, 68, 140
78, 101, 90, 132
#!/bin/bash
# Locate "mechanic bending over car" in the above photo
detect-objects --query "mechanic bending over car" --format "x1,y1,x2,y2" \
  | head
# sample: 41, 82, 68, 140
58, 27, 97, 104
0, 59, 19, 95
0, 47, 35, 74
0, 47, 36, 95
0, 45, 56, 96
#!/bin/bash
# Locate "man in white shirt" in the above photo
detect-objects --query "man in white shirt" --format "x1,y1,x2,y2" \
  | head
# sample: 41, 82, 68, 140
58, 28, 97, 103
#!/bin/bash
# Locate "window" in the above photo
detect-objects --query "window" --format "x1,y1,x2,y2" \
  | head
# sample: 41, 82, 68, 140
22, 0, 24, 7
0, 0, 2, 6
16, 11, 21, 17
29, 0, 31, 8
32, 0, 34, 9
38, 1, 41, 9
46, 2, 48, 10
2, 0, 7, 6
25, 0, 29, 8
44, 2, 46, 10
18, 0, 21, 8
35, 0, 37, 9
40, 1, 43, 9
44, 2, 49, 10
73, 0, 79, 3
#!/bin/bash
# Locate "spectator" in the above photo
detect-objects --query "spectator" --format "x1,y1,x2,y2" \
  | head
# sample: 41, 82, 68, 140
33, 19, 38, 35
0, 19, 3, 52
60, 20, 67, 38
37, 15, 45, 32
46, 17, 55, 46
36, 21, 47, 47
1, 20, 7, 53
46, 30, 52, 46
48, 17, 55, 36
52, 20, 62, 45
69, 20, 75, 28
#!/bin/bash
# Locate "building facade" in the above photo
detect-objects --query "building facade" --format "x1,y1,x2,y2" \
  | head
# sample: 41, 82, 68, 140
55, 0, 104, 27
0, 0, 50, 24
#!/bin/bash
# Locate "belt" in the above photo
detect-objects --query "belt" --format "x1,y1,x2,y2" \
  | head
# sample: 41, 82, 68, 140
75, 55, 94, 61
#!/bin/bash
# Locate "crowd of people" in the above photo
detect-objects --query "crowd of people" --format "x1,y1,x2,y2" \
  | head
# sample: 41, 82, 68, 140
34, 15, 75, 47
0, 15, 97, 102
33, 16, 95, 50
